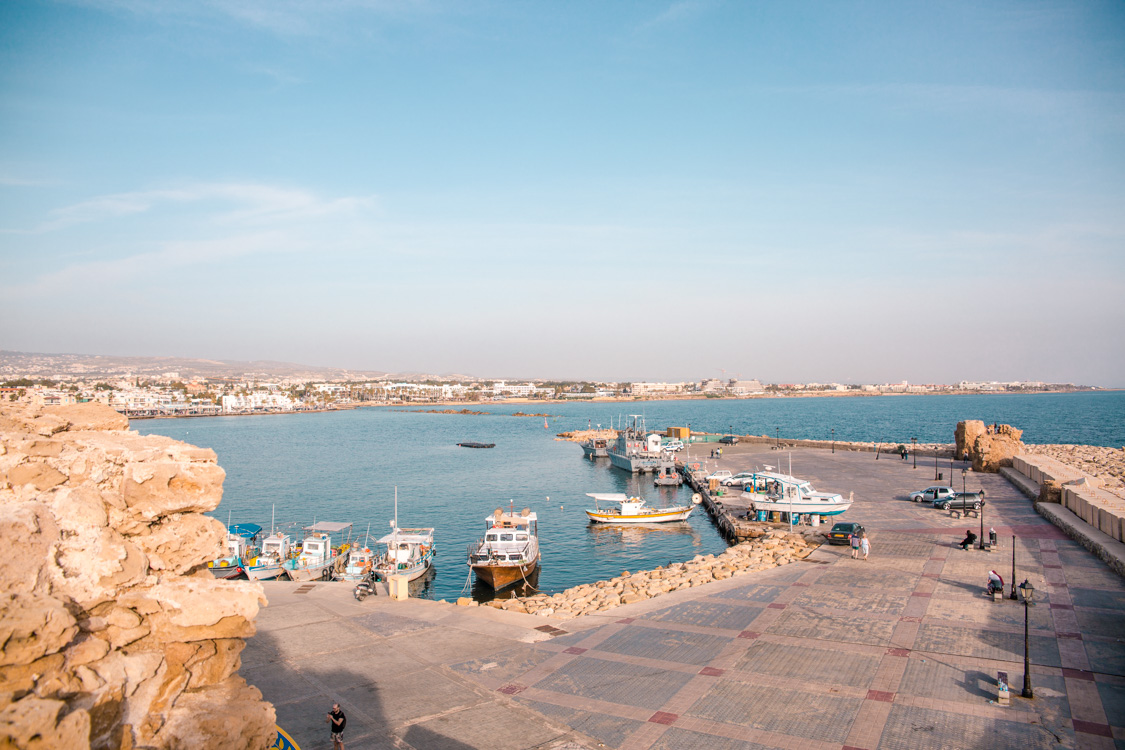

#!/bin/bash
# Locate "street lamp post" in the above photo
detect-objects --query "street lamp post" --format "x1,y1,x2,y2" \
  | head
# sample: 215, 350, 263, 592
912, 437, 917, 469
831, 428, 835, 453
776, 427, 779, 450
1010, 535, 1019, 600
935, 453, 940, 481
962, 468, 967, 493
1019, 580, 1036, 699
979, 496, 985, 550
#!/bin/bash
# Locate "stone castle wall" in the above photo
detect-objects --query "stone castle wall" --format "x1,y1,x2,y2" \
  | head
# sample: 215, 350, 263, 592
0, 402, 275, 749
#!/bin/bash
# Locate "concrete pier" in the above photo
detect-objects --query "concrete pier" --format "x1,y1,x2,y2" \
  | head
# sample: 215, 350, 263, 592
245, 446, 1125, 750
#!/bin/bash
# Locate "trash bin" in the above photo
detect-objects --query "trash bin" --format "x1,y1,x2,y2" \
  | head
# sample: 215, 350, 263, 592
938, 472, 943, 481
757, 511, 767, 522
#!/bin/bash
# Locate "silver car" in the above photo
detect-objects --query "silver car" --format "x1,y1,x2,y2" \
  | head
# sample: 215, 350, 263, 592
909, 486, 955, 503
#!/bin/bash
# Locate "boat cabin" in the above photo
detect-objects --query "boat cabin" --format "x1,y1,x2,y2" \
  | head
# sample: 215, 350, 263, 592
260, 533, 292, 559
473, 510, 537, 563
299, 533, 332, 562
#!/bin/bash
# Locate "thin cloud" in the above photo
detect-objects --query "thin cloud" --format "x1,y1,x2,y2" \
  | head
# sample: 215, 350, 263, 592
636, 0, 714, 33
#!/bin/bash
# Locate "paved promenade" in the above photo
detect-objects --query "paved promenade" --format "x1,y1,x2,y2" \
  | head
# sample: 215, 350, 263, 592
245, 447, 1125, 750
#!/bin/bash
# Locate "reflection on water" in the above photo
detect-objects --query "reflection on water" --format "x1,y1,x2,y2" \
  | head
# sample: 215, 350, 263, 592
470, 567, 540, 601
586, 521, 700, 550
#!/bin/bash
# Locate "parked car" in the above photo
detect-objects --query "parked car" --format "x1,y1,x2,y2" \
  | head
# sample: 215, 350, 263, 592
909, 486, 955, 503
661, 439, 685, 452
719, 435, 739, 445
706, 470, 733, 482
721, 471, 757, 487
934, 492, 985, 511
827, 522, 864, 545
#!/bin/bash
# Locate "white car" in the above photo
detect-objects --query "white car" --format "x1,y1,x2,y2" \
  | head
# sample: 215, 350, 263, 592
662, 439, 685, 452
706, 470, 732, 482
721, 472, 757, 487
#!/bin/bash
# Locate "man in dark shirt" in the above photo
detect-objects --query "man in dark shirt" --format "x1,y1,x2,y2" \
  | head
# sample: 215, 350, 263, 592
327, 703, 346, 750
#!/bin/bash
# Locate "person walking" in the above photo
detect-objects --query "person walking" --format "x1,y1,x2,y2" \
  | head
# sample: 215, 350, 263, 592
860, 532, 870, 561
327, 703, 346, 750
849, 530, 861, 559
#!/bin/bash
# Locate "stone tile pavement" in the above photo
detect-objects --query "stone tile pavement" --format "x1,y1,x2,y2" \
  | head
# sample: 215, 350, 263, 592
247, 448, 1125, 749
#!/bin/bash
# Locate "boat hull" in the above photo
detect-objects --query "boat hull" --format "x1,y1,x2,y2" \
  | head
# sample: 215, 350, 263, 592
585, 506, 694, 524
282, 561, 332, 581
746, 499, 853, 516
471, 559, 539, 590
374, 559, 432, 582
245, 563, 283, 581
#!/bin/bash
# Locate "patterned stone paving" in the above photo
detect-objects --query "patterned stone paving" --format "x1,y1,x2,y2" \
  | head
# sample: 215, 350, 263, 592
252, 447, 1125, 750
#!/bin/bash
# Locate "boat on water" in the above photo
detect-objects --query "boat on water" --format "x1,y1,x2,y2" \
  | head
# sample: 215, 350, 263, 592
606, 415, 666, 473
334, 539, 377, 581
584, 493, 697, 524
653, 462, 683, 485
457, 442, 495, 449
580, 436, 610, 459
282, 521, 352, 581
244, 531, 292, 581
739, 470, 853, 517
207, 523, 262, 579
372, 524, 436, 582
467, 507, 540, 590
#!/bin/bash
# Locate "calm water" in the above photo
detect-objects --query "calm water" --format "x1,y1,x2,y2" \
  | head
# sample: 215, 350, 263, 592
134, 391, 1123, 601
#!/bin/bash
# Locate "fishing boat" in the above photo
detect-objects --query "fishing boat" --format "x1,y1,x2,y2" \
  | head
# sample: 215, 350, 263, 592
739, 470, 853, 517
584, 493, 697, 524
207, 523, 262, 579
467, 507, 540, 590
244, 532, 292, 581
282, 522, 352, 581
372, 525, 435, 582
335, 539, 377, 581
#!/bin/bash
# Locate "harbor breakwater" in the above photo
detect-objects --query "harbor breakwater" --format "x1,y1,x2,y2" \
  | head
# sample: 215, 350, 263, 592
472, 526, 820, 619
0, 402, 274, 750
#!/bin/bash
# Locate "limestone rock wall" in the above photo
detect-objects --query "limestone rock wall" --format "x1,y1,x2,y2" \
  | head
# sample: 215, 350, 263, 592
0, 402, 275, 750
956, 420, 1024, 472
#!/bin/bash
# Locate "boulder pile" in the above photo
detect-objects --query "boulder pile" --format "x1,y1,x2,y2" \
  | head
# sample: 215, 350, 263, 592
956, 420, 1024, 472
1023, 444, 1125, 496
485, 527, 820, 619
0, 402, 275, 750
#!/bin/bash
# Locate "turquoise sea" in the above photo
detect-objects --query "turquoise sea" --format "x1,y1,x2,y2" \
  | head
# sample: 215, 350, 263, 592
134, 391, 1124, 601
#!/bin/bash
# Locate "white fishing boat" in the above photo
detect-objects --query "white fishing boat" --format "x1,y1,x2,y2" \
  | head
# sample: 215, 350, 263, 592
282, 521, 352, 581
739, 470, 853, 517
244, 531, 292, 581
207, 523, 262, 579
584, 493, 697, 524
372, 525, 435, 582
335, 539, 378, 581
468, 507, 540, 590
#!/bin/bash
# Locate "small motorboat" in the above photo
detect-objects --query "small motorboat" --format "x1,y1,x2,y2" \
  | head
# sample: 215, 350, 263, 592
584, 493, 696, 524
207, 523, 262, 579
468, 507, 540, 590
457, 442, 495, 449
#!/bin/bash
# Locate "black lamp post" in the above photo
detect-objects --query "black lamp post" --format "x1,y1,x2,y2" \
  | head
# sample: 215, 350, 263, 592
1010, 535, 1019, 600
775, 427, 779, 450
831, 428, 835, 453
935, 452, 940, 481
979, 497, 985, 549
962, 468, 967, 493
1019, 579, 1035, 699
912, 437, 917, 469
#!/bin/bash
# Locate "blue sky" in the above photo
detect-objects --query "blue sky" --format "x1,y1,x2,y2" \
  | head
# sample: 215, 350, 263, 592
2, 1, 1123, 385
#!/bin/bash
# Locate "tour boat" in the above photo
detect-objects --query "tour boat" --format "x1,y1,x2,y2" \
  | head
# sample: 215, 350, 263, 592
244, 531, 292, 581
739, 471, 853, 517
282, 522, 351, 581
207, 523, 262, 579
468, 507, 540, 590
584, 493, 696, 524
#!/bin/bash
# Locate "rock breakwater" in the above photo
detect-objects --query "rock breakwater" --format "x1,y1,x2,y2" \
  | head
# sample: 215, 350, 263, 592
0, 402, 275, 749
1024, 444, 1125, 496
476, 527, 820, 619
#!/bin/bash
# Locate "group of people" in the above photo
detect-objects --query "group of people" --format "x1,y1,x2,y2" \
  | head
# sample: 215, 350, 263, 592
709, 448, 723, 458
985, 422, 1001, 435
849, 529, 870, 560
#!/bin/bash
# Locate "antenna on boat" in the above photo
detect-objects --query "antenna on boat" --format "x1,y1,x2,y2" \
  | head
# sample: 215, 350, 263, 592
788, 452, 792, 476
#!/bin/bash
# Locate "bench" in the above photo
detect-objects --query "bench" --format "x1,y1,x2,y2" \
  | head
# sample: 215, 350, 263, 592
997, 671, 1010, 706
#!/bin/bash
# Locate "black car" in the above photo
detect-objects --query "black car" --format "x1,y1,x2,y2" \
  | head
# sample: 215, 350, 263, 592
935, 492, 985, 511
827, 522, 864, 545
719, 435, 739, 445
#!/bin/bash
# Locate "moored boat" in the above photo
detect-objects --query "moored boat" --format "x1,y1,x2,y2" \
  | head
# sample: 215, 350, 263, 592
580, 436, 610, 458
468, 507, 540, 590
606, 415, 666, 473
282, 522, 352, 581
372, 525, 436, 582
739, 471, 853, 517
584, 493, 696, 524
207, 523, 262, 579
244, 531, 292, 581
653, 462, 683, 485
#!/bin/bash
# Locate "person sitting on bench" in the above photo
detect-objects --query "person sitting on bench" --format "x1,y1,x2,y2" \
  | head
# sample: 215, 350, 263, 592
960, 530, 977, 550
987, 570, 1004, 595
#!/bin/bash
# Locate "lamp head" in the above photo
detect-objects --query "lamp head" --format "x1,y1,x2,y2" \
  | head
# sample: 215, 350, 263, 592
1019, 579, 1035, 603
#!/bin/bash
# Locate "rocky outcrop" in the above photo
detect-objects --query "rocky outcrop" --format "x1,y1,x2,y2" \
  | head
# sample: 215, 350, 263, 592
0, 402, 275, 750
956, 420, 1024, 472
484, 528, 820, 619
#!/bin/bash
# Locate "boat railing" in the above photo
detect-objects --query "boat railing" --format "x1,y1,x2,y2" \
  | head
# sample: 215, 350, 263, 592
467, 539, 534, 563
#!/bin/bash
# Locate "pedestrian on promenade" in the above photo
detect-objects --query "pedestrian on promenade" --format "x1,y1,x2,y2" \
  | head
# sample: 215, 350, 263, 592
959, 529, 977, 550
850, 530, 861, 559
860, 532, 870, 561
327, 703, 346, 750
